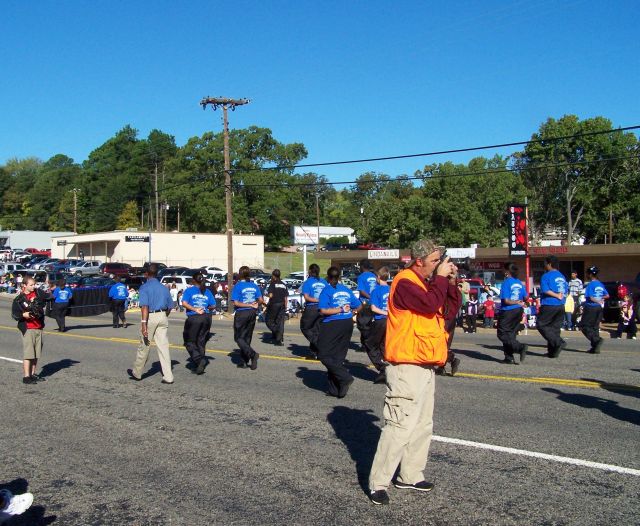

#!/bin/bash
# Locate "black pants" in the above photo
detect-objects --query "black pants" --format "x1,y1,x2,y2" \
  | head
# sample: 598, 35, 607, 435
497, 307, 525, 358
265, 302, 286, 343
465, 313, 477, 333
363, 318, 386, 371
357, 305, 373, 346
580, 305, 603, 349
571, 296, 581, 328
616, 319, 637, 338
317, 318, 354, 397
52, 302, 69, 331
300, 306, 321, 355
183, 313, 212, 365
537, 305, 565, 354
112, 299, 126, 327
445, 316, 457, 351
234, 309, 258, 364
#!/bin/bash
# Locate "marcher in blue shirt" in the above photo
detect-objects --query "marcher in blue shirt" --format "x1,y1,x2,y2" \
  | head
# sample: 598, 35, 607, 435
128, 264, 175, 384
537, 255, 568, 358
182, 274, 216, 374
52, 278, 73, 332
231, 266, 264, 370
363, 267, 390, 384
109, 278, 129, 328
317, 266, 362, 398
497, 263, 528, 364
579, 266, 610, 354
356, 259, 378, 348
299, 263, 327, 358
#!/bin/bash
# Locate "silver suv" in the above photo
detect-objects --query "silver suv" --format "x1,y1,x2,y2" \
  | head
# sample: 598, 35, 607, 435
68, 260, 102, 276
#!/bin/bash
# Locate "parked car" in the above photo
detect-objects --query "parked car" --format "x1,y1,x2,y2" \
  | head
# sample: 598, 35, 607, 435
179, 268, 207, 278
160, 275, 193, 292
69, 260, 102, 276
321, 243, 343, 251
201, 265, 227, 275
287, 272, 306, 280
296, 244, 317, 252
75, 276, 116, 288
124, 275, 147, 290
32, 258, 60, 270
44, 259, 84, 273
0, 262, 27, 276
99, 262, 133, 277
356, 242, 387, 250
158, 266, 189, 278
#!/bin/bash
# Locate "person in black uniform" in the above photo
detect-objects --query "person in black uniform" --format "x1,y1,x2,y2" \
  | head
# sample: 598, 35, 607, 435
497, 262, 528, 364
51, 278, 72, 332
231, 266, 264, 370
181, 273, 216, 374
300, 264, 327, 358
265, 269, 288, 346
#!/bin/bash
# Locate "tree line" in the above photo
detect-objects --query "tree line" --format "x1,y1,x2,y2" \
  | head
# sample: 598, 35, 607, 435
0, 115, 638, 249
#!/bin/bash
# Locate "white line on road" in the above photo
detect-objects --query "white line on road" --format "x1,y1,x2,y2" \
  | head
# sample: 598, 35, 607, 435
0, 355, 22, 364
433, 435, 640, 476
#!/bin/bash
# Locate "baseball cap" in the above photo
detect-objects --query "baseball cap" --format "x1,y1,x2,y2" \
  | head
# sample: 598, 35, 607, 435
406, 239, 445, 268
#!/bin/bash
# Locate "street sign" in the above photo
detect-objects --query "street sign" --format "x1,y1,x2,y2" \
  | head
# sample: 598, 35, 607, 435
125, 235, 150, 242
56, 240, 67, 246
368, 249, 399, 259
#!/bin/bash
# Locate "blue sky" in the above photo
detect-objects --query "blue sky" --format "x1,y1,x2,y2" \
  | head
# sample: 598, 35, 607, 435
2, 0, 638, 184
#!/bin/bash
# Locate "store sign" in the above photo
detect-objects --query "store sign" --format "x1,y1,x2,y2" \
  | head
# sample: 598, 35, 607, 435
368, 249, 399, 260
508, 204, 528, 256
125, 235, 150, 242
292, 226, 319, 245
531, 246, 568, 255
56, 240, 67, 246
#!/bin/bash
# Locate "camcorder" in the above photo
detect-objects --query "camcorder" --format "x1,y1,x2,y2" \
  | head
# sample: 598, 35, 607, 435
21, 296, 46, 319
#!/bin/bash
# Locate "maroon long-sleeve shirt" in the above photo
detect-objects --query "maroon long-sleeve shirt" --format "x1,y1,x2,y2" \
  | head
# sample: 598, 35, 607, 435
393, 270, 462, 321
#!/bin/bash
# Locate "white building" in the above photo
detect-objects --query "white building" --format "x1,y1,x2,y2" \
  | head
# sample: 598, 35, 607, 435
51, 231, 264, 270
0, 230, 74, 250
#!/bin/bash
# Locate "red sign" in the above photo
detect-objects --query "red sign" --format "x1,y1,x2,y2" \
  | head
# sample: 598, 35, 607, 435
508, 205, 528, 257
531, 246, 568, 255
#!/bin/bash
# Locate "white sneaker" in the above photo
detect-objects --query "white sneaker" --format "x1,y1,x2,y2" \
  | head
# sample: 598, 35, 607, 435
0, 489, 33, 517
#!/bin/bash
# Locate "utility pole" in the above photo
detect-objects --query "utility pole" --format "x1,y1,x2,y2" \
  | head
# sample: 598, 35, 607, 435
177, 203, 180, 232
200, 96, 250, 312
315, 192, 321, 248
70, 188, 80, 233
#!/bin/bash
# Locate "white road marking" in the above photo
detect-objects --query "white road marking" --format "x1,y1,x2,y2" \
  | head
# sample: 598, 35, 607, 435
0, 355, 22, 364
433, 435, 640, 476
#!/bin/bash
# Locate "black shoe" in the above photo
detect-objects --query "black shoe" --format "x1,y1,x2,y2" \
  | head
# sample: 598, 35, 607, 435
161, 379, 174, 384
450, 357, 461, 376
250, 352, 259, 370
196, 359, 207, 375
237, 361, 248, 369
592, 338, 604, 354
434, 366, 445, 376
127, 368, 141, 381
519, 345, 528, 364
393, 480, 435, 492
373, 371, 387, 384
550, 340, 567, 358
337, 377, 354, 398
275, 341, 284, 347
32, 373, 46, 382
369, 490, 389, 505
22, 376, 37, 385
502, 357, 516, 364
113, 325, 118, 328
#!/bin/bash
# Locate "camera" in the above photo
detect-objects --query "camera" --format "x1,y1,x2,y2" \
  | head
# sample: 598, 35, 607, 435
21, 297, 45, 319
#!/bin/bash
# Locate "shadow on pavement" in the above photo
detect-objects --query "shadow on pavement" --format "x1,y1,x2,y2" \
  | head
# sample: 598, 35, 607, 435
0, 478, 56, 524
288, 343, 317, 360
542, 387, 640, 426
63, 323, 119, 331
580, 378, 640, 400
457, 347, 505, 363
40, 359, 80, 378
295, 366, 327, 393
141, 359, 181, 379
327, 406, 381, 493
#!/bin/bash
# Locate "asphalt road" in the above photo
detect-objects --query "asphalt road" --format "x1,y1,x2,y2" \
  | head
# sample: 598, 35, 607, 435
1, 298, 639, 525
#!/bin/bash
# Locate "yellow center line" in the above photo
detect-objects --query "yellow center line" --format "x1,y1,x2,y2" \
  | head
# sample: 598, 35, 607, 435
1, 324, 638, 391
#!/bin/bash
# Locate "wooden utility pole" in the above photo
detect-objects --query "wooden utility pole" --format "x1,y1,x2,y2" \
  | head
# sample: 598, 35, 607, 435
70, 188, 80, 233
200, 96, 250, 311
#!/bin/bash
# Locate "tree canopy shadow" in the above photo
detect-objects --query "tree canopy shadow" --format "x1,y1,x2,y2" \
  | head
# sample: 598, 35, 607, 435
40, 359, 80, 378
0, 478, 56, 524
542, 387, 640, 426
327, 406, 381, 493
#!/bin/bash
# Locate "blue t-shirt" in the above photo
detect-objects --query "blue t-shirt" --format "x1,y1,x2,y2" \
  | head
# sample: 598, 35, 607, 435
53, 287, 73, 303
584, 280, 608, 307
231, 281, 262, 311
319, 282, 361, 323
357, 271, 377, 300
182, 285, 216, 316
500, 277, 526, 311
139, 278, 173, 311
109, 282, 129, 300
540, 270, 567, 306
370, 283, 390, 320
301, 277, 327, 308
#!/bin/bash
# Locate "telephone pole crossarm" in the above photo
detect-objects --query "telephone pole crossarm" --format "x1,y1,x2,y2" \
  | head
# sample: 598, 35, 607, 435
200, 97, 250, 111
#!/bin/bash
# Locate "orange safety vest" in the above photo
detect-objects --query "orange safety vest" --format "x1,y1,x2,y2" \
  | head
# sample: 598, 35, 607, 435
385, 269, 448, 366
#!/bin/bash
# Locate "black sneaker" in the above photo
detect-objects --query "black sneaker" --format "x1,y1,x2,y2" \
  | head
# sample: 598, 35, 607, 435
22, 376, 37, 385
502, 356, 516, 365
32, 373, 46, 382
196, 359, 207, 375
519, 345, 528, 364
250, 352, 259, 370
450, 357, 461, 376
373, 371, 387, 384
369, 490, 389, 505
393, 480, 435, 492
592, 338, 604, 354
237, 361, 248, 369
434, 366, 445, 376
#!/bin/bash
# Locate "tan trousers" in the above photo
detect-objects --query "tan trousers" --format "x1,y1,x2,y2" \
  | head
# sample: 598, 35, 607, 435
369, 363, 436, 491
132, 311, 173, 383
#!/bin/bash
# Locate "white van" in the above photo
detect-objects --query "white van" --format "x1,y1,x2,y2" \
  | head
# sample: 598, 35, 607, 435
0, 262, 27, 276
160, 276, 193, 292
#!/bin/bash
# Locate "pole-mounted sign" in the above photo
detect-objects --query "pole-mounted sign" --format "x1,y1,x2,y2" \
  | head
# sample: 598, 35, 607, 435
508, 204, 528, 257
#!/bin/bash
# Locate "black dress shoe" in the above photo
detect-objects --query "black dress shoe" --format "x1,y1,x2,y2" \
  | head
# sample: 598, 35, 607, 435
127, 368, 141, 381
237, 361, 248, 369
250, 352, 259, 370
196, 359, 207, 375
